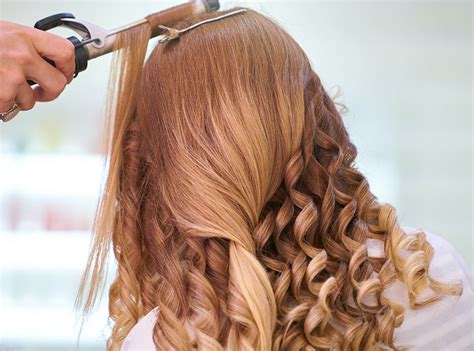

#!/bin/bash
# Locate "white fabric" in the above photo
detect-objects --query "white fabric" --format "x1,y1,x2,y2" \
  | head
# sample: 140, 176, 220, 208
121, 226, 474, 350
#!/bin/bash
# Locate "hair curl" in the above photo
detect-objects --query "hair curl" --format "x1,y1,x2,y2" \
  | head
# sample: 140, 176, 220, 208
76, 7, 462, 351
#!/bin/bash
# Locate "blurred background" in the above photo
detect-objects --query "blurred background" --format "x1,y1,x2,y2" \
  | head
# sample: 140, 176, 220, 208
0, 0, 472, 350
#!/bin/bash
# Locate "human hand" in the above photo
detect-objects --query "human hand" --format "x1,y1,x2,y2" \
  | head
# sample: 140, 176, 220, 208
0, 20, 75, 113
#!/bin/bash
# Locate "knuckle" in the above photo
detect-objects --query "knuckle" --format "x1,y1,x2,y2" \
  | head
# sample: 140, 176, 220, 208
11, 30, 30, 47
0, 90, 15, 105
59, 74, 67, 89
13, 47, 33, 66
21, 99, 35, 111
16, 29, 29, 40
9, 71, 25, 87
61, 40, 75, 61
51, 76, 67, 98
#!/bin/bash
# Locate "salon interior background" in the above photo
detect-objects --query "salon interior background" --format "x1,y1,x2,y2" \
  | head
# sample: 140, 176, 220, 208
0, 0, 472, 350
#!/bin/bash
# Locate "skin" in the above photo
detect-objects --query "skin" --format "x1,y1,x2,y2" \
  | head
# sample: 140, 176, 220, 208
0, 20, 75, 112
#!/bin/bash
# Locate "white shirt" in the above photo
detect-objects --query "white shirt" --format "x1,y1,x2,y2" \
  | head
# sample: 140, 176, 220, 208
121, 226, 474, 350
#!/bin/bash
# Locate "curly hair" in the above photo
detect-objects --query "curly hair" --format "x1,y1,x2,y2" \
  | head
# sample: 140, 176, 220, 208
76, 7, 462, 351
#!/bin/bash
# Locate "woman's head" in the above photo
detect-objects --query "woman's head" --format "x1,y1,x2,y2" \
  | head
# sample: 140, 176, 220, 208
138, 7, 309, 216
77, 7, 462, 351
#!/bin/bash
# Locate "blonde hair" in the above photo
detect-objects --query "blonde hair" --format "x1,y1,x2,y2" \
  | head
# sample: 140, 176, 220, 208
76, 7, 462, 350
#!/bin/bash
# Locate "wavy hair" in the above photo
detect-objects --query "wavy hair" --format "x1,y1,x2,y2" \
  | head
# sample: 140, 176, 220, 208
76, 7, 462, 351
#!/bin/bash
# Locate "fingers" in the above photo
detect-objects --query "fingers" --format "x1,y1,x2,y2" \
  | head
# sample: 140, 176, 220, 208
0, 69, 23, 112
15, 82, 36, 111
0, 20, 72, 113
25, 56, 67, 102
27, 27, 75, 83
0, 61, 67, 111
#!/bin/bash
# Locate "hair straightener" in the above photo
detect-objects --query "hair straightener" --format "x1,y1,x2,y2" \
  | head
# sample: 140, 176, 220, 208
28, 0, 220, 85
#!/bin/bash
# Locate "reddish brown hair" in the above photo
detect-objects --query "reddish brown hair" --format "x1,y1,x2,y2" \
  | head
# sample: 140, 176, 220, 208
77, 7, 462, 350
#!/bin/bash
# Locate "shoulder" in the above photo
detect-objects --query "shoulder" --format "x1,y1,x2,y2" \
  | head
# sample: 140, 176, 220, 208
393, 225, 474, 350
401, 225, 473, 288
121, 306, 160, 351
